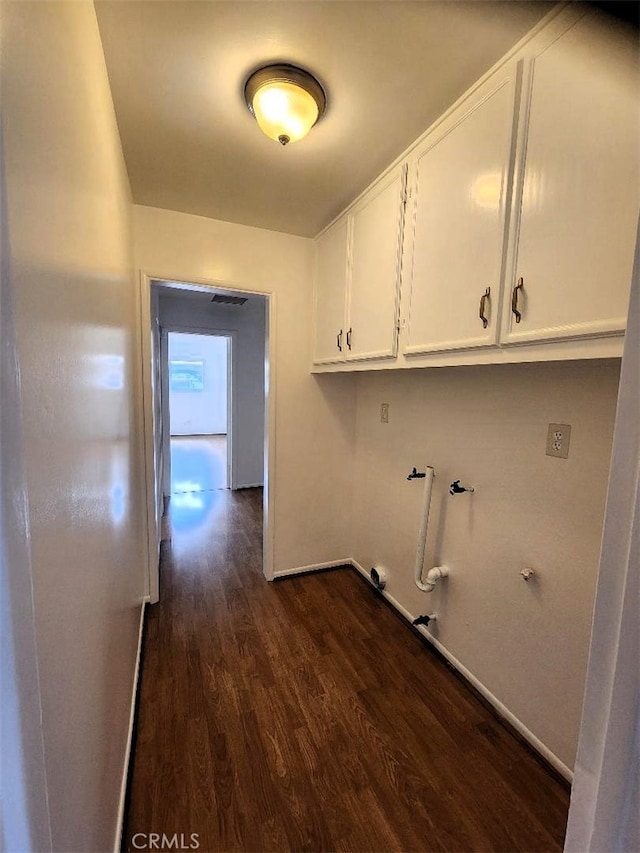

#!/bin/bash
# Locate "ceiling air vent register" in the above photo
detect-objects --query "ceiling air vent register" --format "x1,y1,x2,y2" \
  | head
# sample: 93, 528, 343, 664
210, 294, 248, 306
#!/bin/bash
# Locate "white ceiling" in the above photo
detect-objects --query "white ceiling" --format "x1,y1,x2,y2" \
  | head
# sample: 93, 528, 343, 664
96, 1, 554, 237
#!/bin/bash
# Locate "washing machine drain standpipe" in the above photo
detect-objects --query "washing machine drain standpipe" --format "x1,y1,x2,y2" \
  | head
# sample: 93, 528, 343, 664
413, 466, 449, 593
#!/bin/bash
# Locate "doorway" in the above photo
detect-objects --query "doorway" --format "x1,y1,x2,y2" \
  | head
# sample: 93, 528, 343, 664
167, 330, 231, 495
140, 276, 272, 602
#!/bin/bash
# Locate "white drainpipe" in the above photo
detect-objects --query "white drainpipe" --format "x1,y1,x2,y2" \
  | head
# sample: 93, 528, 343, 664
414, 466, 449, 593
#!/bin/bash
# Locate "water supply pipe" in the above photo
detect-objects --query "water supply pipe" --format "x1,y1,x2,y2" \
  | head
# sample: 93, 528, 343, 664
413, 466, 449, 593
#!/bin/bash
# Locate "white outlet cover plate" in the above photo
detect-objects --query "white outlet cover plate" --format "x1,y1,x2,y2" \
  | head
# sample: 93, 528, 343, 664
546, 423, 571, 459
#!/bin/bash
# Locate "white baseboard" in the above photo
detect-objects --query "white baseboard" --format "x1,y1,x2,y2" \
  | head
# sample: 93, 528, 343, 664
272, 559, 352, 580
350, 560, 573, 783
234, 482, 263, 490
113, 600, 147, 853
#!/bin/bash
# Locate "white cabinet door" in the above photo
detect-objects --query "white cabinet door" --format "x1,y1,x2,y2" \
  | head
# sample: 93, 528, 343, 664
313, 217, 348, 364
346, 165, 406, 361
502, 14, 639, 345
403, 71, 519, 355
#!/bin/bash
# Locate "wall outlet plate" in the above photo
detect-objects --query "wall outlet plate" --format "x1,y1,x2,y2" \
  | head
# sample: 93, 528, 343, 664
546, 423, 571, 459
380, 402, 389, 423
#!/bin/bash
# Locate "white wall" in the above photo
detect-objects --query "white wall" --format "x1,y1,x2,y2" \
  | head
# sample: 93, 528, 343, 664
168, 332, 228, 436
352, 359, 620, 771
0, 106, 51, 853
160, 292, 265, 488
565, 225, 639, 853
135, 205, 357, 569
2, 2, 145, 850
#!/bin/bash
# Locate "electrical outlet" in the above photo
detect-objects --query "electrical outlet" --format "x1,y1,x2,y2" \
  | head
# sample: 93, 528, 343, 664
380, 402, 389, 423
546, 423, 571, 459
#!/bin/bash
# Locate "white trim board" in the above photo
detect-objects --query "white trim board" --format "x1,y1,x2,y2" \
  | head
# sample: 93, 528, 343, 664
271, 560, 353, 579
113, 600, 147, 853
138, 271, 276, 594
273, 557, 573, 782
349, 560, 573, 782
137, 273, 159, 602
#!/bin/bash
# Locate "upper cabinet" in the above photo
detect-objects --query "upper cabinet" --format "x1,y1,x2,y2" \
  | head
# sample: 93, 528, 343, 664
313, 217, 349, 365
313, 164, 407, 365
501, 13, 639, 345
403, 68, 520, 355
346, 166, 406, 361
312, 6, 639, 372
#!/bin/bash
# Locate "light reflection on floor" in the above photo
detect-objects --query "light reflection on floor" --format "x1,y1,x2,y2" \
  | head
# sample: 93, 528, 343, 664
169, 436, 227, 537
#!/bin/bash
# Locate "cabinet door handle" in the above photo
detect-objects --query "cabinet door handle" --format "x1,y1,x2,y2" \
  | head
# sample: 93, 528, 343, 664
346, 328, 352, 350
479, 287, 491, 329
512, 277, 524, 324
337, 329, 343, 351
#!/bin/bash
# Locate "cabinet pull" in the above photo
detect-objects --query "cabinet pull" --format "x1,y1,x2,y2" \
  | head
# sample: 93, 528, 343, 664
479, 287, 491, 329
337, 329, 343, 352
346, 328, 352, 350
512, 277, 524, 324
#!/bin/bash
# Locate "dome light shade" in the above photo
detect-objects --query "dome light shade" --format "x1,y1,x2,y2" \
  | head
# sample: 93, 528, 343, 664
244, 64, 326, 146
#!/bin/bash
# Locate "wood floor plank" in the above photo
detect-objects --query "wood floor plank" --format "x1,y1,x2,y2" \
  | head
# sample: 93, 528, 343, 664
124, 487, 569, 852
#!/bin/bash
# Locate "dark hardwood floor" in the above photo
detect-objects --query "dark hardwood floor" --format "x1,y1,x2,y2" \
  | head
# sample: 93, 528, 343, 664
124, 487, 569, 852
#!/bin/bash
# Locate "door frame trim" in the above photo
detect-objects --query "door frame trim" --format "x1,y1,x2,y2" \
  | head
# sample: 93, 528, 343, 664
137, 271, 275, 603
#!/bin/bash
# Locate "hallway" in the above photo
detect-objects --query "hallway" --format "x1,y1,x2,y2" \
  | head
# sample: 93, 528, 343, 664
124, 490, 569, 852
170, 435, 228, 495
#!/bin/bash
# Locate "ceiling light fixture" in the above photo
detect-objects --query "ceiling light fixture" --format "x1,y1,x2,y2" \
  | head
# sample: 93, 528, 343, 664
244, 63, 326, 147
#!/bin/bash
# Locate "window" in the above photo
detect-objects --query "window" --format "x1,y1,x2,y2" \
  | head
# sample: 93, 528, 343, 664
169, 359, 205, 392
